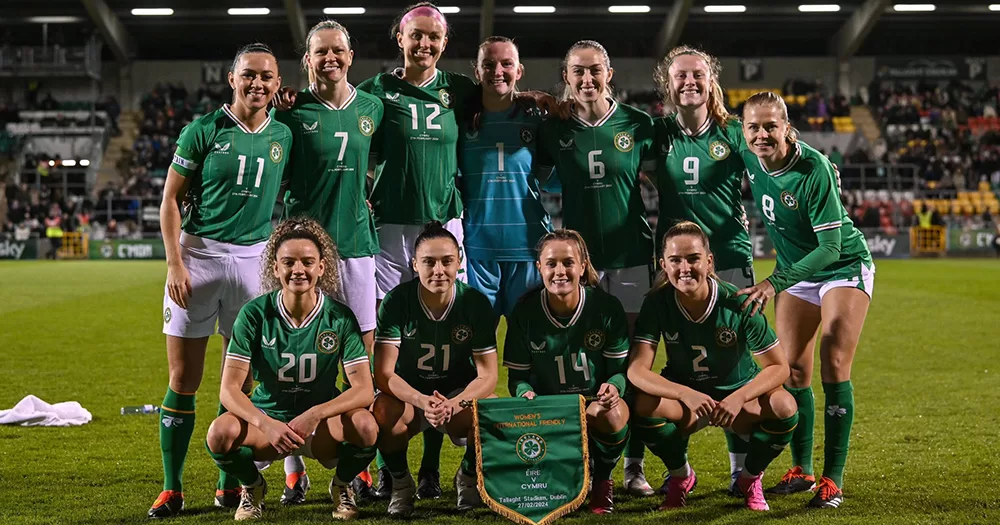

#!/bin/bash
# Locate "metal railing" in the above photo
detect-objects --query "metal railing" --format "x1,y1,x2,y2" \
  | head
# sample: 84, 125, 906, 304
0, 36, 102, 79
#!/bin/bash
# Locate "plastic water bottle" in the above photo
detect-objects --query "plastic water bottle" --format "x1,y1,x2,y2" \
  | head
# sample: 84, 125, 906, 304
121, 404, 159, 415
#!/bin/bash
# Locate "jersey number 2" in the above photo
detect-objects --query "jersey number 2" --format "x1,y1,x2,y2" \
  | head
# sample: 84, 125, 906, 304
417, 343, 450, 372
278, 353, 317, 383
236, 155, 264, 188
691, 345, 709, 373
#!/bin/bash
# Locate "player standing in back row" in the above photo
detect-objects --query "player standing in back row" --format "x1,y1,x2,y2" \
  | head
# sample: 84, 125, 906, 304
737, 91, 874, 509
273, 19, 384, 503
151, 43, 292, 518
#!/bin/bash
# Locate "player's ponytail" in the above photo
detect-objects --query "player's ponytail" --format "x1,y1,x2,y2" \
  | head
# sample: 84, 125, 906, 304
413, 221, 461, 254
261, 216, 342, 298
744, 91, 799, 144
535, 229, 600, 287
655, 46, 734, 128
650, 221, 718, 293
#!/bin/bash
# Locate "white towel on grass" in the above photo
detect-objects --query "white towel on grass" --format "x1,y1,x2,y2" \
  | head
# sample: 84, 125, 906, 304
0, 395, 92, 427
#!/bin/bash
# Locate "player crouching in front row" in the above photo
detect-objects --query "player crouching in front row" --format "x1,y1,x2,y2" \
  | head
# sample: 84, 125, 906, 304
503, 229, 631, 514
627, 222, 798, 512
205, 218, 378, 521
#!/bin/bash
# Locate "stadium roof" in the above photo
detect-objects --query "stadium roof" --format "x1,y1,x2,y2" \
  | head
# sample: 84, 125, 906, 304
0, 1, 997, 60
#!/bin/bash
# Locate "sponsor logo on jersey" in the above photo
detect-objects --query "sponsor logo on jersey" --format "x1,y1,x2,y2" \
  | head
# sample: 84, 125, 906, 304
530, 341, 547, 353
359, 115, 375, 137
613, 131, 634, 153
465, 129, 479, 140
438, 89, 452, 107
385, 92, 400, 101
780, 190, 798, 210
746, 169, 755, 183
213, 142, 231, 153
515, 433, 547, 464
261, 335, 276, 350
163, 307, 172, 323
520, 127, 534, 145
709, 140, 730, 160
269, 142, 284, 163
317, 330, 340, 354
715, 327, 737, 347
404, 324, 418, 339
452, 324, 472, 344
302, 121, 319, 132
584, 329, 606, 351
663, 331, 679, 343
559, 138, 574, 149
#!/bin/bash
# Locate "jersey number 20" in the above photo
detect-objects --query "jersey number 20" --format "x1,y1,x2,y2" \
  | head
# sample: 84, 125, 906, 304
278, 353, 317, 383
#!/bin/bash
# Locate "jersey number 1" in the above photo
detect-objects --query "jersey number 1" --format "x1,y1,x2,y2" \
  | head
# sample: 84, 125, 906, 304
236, 155, 264, 188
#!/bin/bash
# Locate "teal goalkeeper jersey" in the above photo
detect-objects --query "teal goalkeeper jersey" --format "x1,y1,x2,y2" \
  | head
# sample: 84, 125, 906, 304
359, 69, 478, 225
503, 286, 630, 398
226, 291, 369, 423
375, 279, 499, 395
740, 141, 873, 283
170, 105, 292, 245
632, 278, 777, 391
276, 85, 384, 258
458, 107, 552, 261
534, 100, 656, 269
654, 115, 753, 271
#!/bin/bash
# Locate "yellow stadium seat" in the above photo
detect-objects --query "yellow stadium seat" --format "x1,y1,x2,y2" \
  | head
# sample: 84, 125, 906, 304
979, 180, 991, 192
912, 199, 923, 212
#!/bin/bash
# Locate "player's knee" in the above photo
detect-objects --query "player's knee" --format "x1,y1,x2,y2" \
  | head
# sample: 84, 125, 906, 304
632, 391, 659, 417
371, 396, 397, 429
771, 391, 798, 420
787, 364, 812, 388
205, 417, 239, 454
352, 412, 379, 448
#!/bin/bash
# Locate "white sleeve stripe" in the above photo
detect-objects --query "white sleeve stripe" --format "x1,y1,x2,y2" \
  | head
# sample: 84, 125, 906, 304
343, 357, 370, 368
633, 337, 659, 345
603, 351, 630, 359
812, 221, 841, 232
503, 362, 531, 370
226, 353, 251, 363
473, 346, 497, 355
171, 154, 199, 170
374, 337, 401, 345
752, 340, 780, 356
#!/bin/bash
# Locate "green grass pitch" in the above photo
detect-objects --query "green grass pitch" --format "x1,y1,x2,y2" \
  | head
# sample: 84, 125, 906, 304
1, 259, 998, 524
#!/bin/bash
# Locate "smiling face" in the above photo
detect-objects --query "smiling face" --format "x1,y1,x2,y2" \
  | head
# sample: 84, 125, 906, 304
307, 28, 353, 85
743, 102, 790, 161
668, 53, 710, 110
475, 41, 522, 98
564, 47, 613, 104
228, 52, 280, 111
537, 239, 586, 297
273, 238, 325, 295
662, 234, 713, 296
397, 15, 447, 71
412, 236, 459, 295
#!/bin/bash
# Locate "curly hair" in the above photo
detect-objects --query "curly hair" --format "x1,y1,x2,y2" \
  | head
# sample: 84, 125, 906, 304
653, 45, 734, 128
260, 216, 341, 298
535, 229, 600, 287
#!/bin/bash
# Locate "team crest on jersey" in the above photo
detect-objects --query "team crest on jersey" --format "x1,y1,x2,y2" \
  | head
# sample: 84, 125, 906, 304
438, 89, 452, 107
358, 116, 375, 137
516, 433, 547, 464
163, 307, 172, 323
317, 330, 340, 354
709, 140, 730, 160
451, 324, 472, 344
520, 127, 534, 145
269, 142, 283, 163
715, 327, 737, 348
780, 190, 799, 210
584, 329, 606, 351
614, 131, 634, 153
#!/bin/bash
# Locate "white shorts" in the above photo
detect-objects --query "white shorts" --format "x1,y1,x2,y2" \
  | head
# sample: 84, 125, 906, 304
337, 255, 377, 332
375, 218, 467, 299
162, 233, 266, 339
597, 265, 652, 314
716, 266, 756, 289
784, 262, 875, 307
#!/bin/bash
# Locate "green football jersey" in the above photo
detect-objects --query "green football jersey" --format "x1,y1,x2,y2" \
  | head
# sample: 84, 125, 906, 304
374, 279, 499, 395
276, 85, 384, 258
653, 115, 753, 271
503, 286, 630, 397
358, 69, 478, 225
534, 100, 656, 269
226, 291, 369, 423
633, 278, 778, 391
171, 105, 292, 245
740, 141, 873, 283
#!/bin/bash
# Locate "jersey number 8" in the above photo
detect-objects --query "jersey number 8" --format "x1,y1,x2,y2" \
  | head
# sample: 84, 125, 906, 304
761, 195, 776, 222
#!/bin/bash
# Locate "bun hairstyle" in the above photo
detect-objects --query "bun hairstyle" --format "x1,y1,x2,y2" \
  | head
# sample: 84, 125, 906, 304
231, 42, 276, 74
743, 91, 799, 144
261, 217, 341, 298
535, 229, 600, 287
413, 220, 460, 254
650, 220, 717, 293
654, 45, 733, 128
302, 20, 352, 85
559, 40, 616, 103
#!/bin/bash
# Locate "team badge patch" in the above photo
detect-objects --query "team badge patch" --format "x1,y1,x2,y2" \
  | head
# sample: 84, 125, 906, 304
716, 327, 737, 347
358, 115, 375, 136
163, 307, 172, 323
269, 142, 283, 163
317, 330, 340, 354
584, 329, 606, 351
515, 433, 547, 464
439, 89, 452, 107
613, 131, 634, 153
780, 190, 799, 210
709, 140, 731, 160
452, 324, 472, 344
100, 243, 113, 259
520, 127, 534, 144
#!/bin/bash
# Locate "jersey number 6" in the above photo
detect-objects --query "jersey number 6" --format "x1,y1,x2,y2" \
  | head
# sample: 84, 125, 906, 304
588, 150, 605, 179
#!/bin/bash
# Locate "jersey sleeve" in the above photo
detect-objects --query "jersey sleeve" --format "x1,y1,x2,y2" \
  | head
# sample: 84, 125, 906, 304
638, 112, 657, 173
601, 295, 630, 397
743, 309, 779, 356
807, 159, 845, 234
171, 120, 210, 177
374, 289, 402, 346
357, 75, 378, 96
470, 293, 499, 356
225, 304, 258, 365
532, 119, 556, 182
340, 312, 370, 369
632, 292, 662, 347
502, 309, 534, 397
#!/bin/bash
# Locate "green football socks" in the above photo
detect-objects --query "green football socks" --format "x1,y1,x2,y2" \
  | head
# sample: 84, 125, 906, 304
420, 428, 444, 473
786, 386, 816, 476
590, 426, 629, 481
635, 416, 689, 471
160, 389, 196, 492
822, 381, 854, 487
206, 444, 260, 487
744, 414, 799, 476
335, 442, 378, 485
